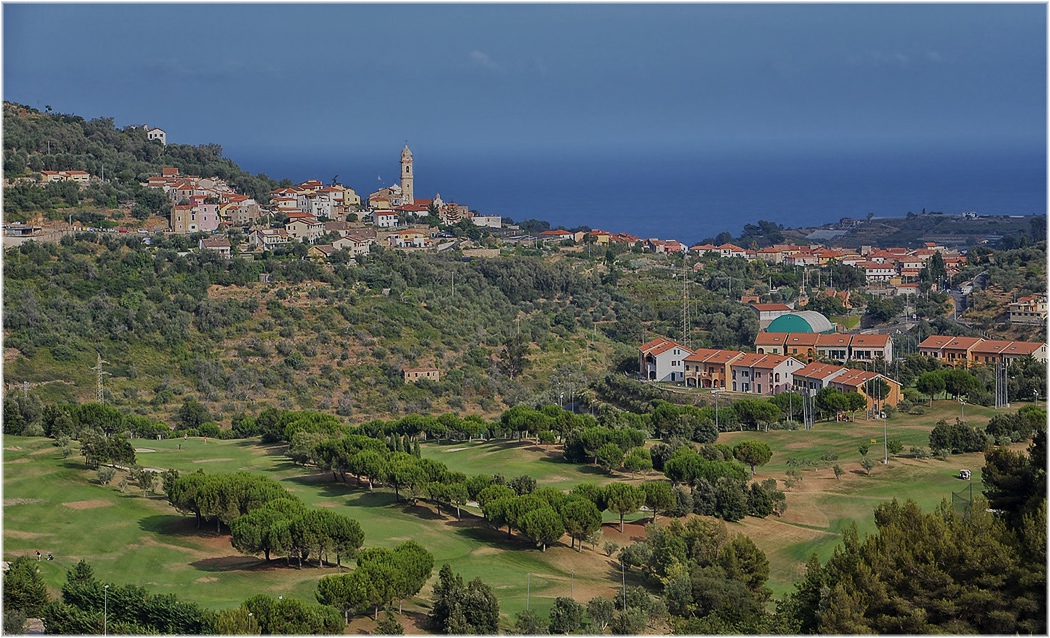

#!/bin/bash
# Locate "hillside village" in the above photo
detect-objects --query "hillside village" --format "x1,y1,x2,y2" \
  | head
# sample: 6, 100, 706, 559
2, 107, 1045, 411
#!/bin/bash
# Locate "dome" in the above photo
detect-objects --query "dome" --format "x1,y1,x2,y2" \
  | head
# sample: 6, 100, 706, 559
767, 311, 834, 334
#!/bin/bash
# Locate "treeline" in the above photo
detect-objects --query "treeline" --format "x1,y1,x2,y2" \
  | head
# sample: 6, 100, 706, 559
4, 557, 345, 635
165, 469, 365, 573
35, 560, 220, 634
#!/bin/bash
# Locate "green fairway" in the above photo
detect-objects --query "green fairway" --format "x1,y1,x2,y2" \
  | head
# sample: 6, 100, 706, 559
716, 398, 1024, 599
3, 434, 629, 623
4, 399, 1030, 621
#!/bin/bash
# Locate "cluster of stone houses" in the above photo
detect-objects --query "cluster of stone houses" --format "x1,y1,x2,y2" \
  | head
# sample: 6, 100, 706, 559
39, 170, 91, 184
1008, 295, 1047, 326
246, 221, 378, 257
148, 167, 263, 233
638, 336, 899, 410
534, 232, 961, 296
690, 242, 964, 296
364, 145, 491, 229
269, 179, 361, 218
917, 336, 1047, 367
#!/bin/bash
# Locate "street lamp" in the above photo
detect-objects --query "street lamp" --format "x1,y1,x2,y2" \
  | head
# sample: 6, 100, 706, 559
248, 612, 253, 633
104, 584, 109, 636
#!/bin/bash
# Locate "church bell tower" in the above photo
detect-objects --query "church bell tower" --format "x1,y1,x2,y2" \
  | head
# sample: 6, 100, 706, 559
400, 145, 414, 206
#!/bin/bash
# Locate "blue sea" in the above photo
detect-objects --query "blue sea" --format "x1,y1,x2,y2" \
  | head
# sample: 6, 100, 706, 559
235, 145, 1046, 246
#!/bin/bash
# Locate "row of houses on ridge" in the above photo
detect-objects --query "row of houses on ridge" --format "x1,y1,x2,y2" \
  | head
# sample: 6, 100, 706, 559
917, 336, 1047, 367
638, 336, 899, 410
754, 332, 894, 363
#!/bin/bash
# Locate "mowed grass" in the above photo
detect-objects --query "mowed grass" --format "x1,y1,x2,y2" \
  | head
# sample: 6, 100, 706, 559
4, 399, 1029, 619
3, 435, 632, 626
715, 398, 1029, 599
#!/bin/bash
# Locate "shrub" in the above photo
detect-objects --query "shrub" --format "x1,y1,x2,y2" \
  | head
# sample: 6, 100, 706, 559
97, 467, 116, 485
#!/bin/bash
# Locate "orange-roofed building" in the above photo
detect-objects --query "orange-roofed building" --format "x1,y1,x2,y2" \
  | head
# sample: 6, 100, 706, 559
791, 362, 848, 395
815, 333, 852, 362
755, 332, 787, 355
728, 353, 801, 395
829, 369, 902, 410
849, 333, 893, 363
970, 339, 1048, 366
750, 303, 793, 329
919, 335, 980, 366
639, 337, 693, 383
683, 348, 745, 389
782, 333, 820, 360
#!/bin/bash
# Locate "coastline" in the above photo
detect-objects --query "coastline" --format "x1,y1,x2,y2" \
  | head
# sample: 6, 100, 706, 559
233, 146, 1046, 245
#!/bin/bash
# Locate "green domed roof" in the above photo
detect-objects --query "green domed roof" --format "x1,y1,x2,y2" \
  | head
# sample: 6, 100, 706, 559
767, 311, 835, 334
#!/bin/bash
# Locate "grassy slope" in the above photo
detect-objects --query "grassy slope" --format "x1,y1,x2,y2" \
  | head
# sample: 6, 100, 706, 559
3, 435, 639, 626
3, 398, 1031, 621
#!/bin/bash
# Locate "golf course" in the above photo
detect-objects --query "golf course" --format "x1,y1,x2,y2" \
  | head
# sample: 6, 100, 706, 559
2, 397, 1026, 630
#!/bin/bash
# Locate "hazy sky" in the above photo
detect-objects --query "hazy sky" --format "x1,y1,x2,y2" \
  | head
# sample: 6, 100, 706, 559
4, 3, 1046, 162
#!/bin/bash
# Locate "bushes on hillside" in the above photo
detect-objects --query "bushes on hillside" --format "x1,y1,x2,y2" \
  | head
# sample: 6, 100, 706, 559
929, 419, 990, 454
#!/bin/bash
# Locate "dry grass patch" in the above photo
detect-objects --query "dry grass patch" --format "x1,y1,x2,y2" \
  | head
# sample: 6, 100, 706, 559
5, 529, 50, 540
4, 498, 47, 506
192, 458, 234, 463
62, 500, 113, 510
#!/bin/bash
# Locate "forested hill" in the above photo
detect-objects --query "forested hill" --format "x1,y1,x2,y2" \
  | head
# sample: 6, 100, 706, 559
2, 102, 283, 221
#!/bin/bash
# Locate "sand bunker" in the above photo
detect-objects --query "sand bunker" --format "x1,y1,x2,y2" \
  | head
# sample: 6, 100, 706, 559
135, 448, 156, 453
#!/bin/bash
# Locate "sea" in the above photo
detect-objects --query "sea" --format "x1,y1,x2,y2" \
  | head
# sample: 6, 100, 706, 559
235, 145, 1046, 246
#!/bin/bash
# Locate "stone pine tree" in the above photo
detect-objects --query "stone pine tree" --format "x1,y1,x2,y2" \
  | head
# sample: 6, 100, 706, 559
602, 483, 644, 533
733, 441, 773, 476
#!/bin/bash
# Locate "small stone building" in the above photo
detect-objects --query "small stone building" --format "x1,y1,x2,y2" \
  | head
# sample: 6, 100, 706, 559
404, 367, 440, 383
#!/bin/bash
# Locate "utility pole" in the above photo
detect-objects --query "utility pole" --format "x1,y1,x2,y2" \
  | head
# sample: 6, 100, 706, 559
621, 557, 627, 610
90, 353, 110, 404
681, 260, 689, 348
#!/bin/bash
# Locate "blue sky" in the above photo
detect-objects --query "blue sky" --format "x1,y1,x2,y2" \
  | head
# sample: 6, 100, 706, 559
4, 3, 1046, 163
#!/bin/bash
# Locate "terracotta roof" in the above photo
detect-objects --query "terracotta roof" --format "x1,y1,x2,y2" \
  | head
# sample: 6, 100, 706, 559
784, 333, 820, 347
685, 348, 739, 363
919, 335, 954, 349
971, 339, 1046, 356
850, 334, 890, 348
639, 337, 691, 358
717, 243, 746, 252
729, 353, 794, 370
943, 336, 984, 351
794, 362, 846, 380
751, 303, 793, 312
816, 334, 852, 347
755, 332, 786, 345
